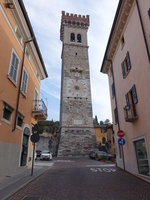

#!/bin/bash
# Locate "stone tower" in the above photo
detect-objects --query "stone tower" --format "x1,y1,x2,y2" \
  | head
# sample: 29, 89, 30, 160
58, 11, 96, 157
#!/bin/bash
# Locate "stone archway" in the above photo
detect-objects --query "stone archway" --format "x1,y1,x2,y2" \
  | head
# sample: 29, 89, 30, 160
20, 127, 30, 166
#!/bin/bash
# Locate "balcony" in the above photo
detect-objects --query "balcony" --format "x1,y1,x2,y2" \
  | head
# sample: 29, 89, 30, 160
124, 104, 138, 122
32, 100, 47, 120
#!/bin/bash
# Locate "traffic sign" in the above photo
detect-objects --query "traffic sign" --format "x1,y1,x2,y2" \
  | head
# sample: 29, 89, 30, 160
118, 138, 125, 146
117, 130, 125, 138
30, 133, 40, 143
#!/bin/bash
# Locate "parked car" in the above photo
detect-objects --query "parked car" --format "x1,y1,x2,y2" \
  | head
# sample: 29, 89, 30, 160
36, 150, 41, 158
95, 151, 113, 161
89, 149, 99, 159
40, 150, 52, 161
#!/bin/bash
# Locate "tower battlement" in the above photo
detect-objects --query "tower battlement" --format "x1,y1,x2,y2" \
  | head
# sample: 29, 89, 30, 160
60, 11, 90, 41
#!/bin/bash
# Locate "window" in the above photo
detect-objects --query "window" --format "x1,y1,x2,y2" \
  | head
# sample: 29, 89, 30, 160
3, 102, 13, 122
8, 50, 20, 84
114, 108, 118, 124
77, 34, 82, 43
124, 84, 138, 122
111, 83, 115, 98
70, 33, 75, 42
33, 89, 38, 110
21, 68, 28, 96
121, 51, 131, 78
134, 139, 150, 176
17, 113, 24, 127
148, 8, 150, 19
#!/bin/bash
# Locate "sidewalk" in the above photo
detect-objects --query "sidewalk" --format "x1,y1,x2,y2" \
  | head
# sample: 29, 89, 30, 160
0, 161, 54, 200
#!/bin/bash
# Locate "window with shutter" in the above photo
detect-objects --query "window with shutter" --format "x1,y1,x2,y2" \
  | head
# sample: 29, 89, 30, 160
21, 68, 28, 96
121, 51, 131, 78
125, 93, 130, 110
8, 50, 20, 84
132, 84, 138, 104
121, 62, 125, 79
33, 89, 38, 110
126, 51, 131, 70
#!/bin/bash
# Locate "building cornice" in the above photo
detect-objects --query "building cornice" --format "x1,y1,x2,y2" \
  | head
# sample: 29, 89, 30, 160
101, 0, 135, 74
5, 0, 48, 79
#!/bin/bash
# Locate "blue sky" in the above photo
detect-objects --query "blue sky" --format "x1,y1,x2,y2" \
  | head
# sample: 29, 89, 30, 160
23, 0, 119, 122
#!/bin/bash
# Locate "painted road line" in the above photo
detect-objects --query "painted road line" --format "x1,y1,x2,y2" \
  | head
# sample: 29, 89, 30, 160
86, 164, 116, 167
90, 167, 116, 173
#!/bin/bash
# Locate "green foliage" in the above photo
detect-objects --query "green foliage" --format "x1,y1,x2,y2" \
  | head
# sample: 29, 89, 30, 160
38, 120, 60, 135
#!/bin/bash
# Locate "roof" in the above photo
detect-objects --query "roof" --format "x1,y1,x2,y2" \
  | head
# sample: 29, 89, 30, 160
18, 0, 48, 78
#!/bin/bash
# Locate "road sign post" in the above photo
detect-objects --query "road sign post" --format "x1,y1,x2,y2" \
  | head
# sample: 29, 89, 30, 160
30, 125, 40, 176
117, 131, 125, 171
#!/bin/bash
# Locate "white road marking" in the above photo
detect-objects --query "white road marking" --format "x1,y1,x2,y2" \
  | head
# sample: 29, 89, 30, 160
86, 164, 116, 167
90, 167, 116, 173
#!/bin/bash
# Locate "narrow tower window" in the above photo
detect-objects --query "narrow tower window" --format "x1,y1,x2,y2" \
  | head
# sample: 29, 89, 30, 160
77, 34, 82, 43
70, 33, 75, 42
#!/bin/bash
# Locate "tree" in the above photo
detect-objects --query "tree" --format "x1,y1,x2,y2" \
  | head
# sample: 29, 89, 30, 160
93, 115, 99, 126
104, 119, 110, 124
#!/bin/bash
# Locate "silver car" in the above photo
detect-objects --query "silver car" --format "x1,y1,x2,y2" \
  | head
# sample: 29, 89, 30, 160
40, 150, 52, 161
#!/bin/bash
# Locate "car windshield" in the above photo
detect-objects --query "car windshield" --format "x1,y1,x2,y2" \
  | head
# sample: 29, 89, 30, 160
42, 151, 49, 153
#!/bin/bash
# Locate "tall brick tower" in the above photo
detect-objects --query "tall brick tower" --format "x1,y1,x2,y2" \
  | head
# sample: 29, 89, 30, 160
58, 11, 96, 157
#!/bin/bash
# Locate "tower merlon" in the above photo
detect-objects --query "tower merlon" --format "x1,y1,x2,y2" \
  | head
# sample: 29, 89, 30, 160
60, 11, 90, 41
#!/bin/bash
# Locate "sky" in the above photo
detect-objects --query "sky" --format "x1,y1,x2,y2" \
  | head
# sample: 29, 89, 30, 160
23, 0, 119, 123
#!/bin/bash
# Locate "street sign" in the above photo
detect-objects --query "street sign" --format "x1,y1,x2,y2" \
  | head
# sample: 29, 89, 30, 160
30, 133, 40, 143
117, 130, 125, 138
118, 138, 125, 146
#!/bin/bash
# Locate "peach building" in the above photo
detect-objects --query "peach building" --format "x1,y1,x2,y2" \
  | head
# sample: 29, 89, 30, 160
101, 0, 150, 181
0, 0, 48, 176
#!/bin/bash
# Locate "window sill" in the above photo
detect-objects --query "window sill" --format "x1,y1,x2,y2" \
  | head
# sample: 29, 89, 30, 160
8, 75, 17, 87
16, 125, 23, 131
1, 118, 11, 125
21, 91, 27, 98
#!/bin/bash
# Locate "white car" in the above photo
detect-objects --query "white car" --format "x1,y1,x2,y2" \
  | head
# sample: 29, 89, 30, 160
40, 150, 52, 161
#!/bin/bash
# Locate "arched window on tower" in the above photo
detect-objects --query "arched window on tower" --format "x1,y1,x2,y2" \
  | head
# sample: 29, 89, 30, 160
77, 34, 82, 43
70, 33, 75, 42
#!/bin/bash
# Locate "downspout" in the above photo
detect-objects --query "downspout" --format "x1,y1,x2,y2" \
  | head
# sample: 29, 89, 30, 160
106, 59, 125, 171
12, 38, 33, 132
136, 0, 150, 63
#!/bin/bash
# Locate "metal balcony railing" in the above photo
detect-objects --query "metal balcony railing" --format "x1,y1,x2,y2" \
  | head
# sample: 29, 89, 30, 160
124, 104, 138, 122
32, 99, 47, 120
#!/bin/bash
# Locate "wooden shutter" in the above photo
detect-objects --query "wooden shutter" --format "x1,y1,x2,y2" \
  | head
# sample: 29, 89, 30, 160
121, 62, 125, 78
132, 84, 138, 104
126, 51, 131, 70
125, 93, 130, 110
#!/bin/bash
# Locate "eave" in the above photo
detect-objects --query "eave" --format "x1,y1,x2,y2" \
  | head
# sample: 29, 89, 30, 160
100, 0, 135, 74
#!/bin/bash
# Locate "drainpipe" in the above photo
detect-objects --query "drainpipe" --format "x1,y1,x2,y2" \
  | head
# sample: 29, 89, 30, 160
12, 38, 34, 132
106, 59, 125, 171
136, 0, 150, 63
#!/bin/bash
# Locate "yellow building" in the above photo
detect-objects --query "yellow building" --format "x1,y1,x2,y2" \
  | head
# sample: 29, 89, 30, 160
0, 0, 48, 176
94, 124, 115, 155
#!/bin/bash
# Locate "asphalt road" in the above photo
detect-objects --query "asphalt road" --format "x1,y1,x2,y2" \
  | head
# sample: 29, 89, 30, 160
7, 158, 150, 200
